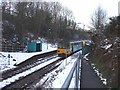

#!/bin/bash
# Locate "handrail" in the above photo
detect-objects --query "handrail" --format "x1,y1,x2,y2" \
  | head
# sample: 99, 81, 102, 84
61, 56, 80, 90
61, 61, 77, 89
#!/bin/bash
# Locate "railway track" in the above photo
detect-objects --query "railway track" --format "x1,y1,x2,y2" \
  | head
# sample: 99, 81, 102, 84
1, 57, 62, 89
1, 50, 81, 89
2, 50, 57, 80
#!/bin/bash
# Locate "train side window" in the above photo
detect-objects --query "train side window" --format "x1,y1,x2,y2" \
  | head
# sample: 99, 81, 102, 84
72, 45, 73, 52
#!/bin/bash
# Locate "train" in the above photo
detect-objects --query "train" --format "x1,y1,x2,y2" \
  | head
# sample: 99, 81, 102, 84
57, 40, 83, 57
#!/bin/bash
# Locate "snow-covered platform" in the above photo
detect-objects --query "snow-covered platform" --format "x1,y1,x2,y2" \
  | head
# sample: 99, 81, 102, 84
0, 49, 56, 71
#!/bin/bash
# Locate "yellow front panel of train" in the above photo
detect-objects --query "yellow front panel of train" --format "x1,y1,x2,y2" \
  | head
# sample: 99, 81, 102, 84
57, 48, 66, 54
57, 48, 70, 55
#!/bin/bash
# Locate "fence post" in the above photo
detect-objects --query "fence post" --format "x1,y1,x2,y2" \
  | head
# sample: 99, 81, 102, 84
75, 57, 80, 90
75, 61, 78, 89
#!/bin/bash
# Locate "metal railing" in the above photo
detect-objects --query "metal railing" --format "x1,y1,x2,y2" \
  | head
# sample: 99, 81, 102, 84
61, 55, 81, 90
1, 45, 25, 52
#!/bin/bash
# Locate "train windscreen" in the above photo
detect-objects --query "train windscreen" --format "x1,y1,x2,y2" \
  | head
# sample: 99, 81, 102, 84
58, 41, 69, 48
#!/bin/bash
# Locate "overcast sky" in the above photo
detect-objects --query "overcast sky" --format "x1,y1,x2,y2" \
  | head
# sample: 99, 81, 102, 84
53, 0, 119, 28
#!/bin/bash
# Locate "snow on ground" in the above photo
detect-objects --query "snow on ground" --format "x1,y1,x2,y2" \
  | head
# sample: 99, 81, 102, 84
42, 42, 57, 51
101, 44, 112, 50
91, 63, 107, 85
0, 57, 60, 89
34, 51, 82, 89
0, 42, 57, 71
83, 53, 89, 61
0, 40, 82, 89
52, 58, 76, 88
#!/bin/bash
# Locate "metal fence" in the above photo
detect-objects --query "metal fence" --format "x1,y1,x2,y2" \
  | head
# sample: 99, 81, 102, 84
61, 55, 81, 90
1, 43, 25, 52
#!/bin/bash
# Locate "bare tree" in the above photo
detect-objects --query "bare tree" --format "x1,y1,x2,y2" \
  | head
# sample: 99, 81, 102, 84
91, 6, 107, 31
60, 7, 74, 20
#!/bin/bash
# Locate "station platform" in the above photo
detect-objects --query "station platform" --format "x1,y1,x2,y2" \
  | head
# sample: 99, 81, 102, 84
80, 58, 107, 89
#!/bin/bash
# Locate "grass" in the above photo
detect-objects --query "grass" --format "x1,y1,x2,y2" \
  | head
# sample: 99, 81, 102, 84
90, 57, 111, 85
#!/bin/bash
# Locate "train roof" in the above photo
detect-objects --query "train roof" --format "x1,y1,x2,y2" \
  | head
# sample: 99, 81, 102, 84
70, 41, 82, 44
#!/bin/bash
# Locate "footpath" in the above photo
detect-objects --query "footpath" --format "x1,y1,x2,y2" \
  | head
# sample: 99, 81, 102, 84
80, 57, 107, 89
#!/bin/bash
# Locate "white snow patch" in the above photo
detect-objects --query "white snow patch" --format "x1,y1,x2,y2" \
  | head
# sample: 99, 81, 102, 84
83, 53, 89, 61
42, 42, 57, 51
101, 44, 112, 50
51, 52, 81, 88
91, 63, 107, 85
52, 59, 76, 88
34, 61, 62, 88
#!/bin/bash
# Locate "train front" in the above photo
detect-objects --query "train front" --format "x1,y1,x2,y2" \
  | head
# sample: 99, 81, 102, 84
57, 40, 70, 57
